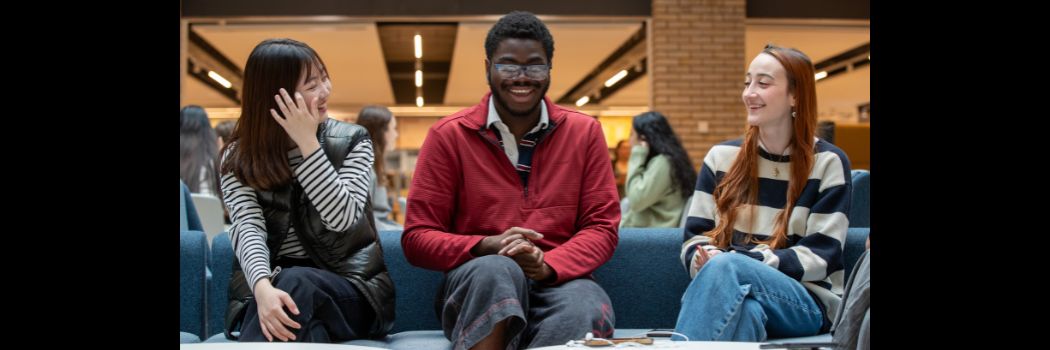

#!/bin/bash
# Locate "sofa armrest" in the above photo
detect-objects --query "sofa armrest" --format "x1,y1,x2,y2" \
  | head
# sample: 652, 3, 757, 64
208, 232, 234, 338
849, 170, 870, 228
843, 227, 869, 281
180, 230, 208, 339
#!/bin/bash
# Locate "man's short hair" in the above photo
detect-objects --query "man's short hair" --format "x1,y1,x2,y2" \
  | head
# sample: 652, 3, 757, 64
485, 11, 555, 65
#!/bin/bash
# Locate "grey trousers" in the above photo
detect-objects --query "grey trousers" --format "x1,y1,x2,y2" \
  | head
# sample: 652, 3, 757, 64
436, 255, 615, 350
831, 250, 870, 350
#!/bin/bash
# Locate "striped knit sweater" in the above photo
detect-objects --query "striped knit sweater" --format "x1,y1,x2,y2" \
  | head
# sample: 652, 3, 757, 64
680, 138, 851, 319
220, 140, 374, 293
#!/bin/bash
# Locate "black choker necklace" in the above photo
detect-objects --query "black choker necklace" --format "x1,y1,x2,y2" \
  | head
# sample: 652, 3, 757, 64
760, 138, 790, 178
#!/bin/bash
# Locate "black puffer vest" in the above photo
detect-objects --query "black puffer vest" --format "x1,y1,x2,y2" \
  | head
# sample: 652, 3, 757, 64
225, 119, 395, 338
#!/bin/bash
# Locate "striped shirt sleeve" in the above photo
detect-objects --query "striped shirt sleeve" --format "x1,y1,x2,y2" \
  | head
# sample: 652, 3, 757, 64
680, 150, 722, 278
220, 148, 272, 294
295, 140, 374, 232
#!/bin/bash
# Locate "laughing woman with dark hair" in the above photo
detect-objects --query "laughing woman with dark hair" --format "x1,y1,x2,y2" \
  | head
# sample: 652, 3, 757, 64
219, 38, 394, 343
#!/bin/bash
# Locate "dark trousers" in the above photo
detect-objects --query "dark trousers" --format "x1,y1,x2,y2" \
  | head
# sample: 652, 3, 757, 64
240, 263, 375, 343
436, 255, 615, 350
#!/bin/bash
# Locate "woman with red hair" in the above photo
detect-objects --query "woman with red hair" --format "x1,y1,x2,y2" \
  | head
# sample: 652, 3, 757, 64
675, 44, 852, 342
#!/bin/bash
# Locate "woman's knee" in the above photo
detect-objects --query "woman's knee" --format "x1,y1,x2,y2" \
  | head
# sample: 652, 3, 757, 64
273, 267, 322, 290
739, 298, 766, 322
702, 252, 761, 274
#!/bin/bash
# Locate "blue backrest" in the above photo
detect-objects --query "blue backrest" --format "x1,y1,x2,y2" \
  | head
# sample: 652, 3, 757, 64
182, 180, 203, 232
380, 230, 445, 332
593, 228, 692, 329
181, 180, 188, 231
180, 230, 208, 339
849, 170, 870, 228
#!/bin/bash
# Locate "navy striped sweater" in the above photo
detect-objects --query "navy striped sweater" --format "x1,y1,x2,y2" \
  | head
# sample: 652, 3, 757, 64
680, 138, 852, 318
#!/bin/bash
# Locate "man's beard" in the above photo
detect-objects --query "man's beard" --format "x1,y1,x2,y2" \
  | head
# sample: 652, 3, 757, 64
489, 80, 550, 118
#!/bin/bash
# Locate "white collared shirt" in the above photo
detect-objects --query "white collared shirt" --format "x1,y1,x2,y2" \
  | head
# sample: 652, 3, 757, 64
486, 97, 549, 165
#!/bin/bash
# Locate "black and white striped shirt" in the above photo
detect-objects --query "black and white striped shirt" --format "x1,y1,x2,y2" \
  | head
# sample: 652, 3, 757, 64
220, 140, 374, 293
680, 138, 851, 315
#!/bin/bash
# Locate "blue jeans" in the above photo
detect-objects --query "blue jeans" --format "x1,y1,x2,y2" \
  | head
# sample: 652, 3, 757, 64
674, 252, 823, 342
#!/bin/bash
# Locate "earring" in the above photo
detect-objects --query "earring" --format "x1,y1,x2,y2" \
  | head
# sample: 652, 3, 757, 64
791, 111, 797, 118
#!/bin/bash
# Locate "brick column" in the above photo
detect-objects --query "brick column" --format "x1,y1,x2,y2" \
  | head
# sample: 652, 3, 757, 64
651, 0, 747, 165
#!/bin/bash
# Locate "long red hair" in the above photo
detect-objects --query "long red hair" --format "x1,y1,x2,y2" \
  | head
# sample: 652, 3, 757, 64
707, 44, 818, 249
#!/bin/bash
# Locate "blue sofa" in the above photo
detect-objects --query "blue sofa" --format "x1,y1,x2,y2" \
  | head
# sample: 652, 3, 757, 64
194, 227, 869, 348
182, 171, 871, 347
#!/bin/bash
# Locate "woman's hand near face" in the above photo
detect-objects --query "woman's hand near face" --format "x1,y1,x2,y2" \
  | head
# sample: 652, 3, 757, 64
629, 131, 648, 149
271, 88, 322, 154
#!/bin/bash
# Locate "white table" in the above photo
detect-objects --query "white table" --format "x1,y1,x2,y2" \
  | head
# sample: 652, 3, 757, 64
534, 340, 796, 349
181, 344, 386, 350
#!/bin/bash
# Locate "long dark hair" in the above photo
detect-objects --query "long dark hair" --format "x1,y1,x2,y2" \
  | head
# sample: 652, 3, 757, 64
631, 111, 696, 199
357, 105, 393, 186
180, 105, 219, 195
220, 38, 329, 191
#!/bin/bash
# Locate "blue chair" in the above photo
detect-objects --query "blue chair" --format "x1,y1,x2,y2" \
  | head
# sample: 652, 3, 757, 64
182, 180, 213, 340
380, 229, 445, 333
180, 181, 188, 231
180, 230, 208, 341
849, 170, 870, 228
208, 233, 235, 339
181, 180, 203, 232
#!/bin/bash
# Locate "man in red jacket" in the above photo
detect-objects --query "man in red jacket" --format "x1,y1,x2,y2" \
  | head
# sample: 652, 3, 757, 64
402, 10, 621, 350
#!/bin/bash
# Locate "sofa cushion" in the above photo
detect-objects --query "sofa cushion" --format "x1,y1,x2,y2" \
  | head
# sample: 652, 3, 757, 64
180, 331, 201, 344
765, 333, 833, 343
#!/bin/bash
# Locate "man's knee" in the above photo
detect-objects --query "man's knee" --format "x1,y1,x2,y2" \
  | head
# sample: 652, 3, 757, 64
544, 283, 614, 335
538, 302, 614, 339
458, 255, 526, 284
